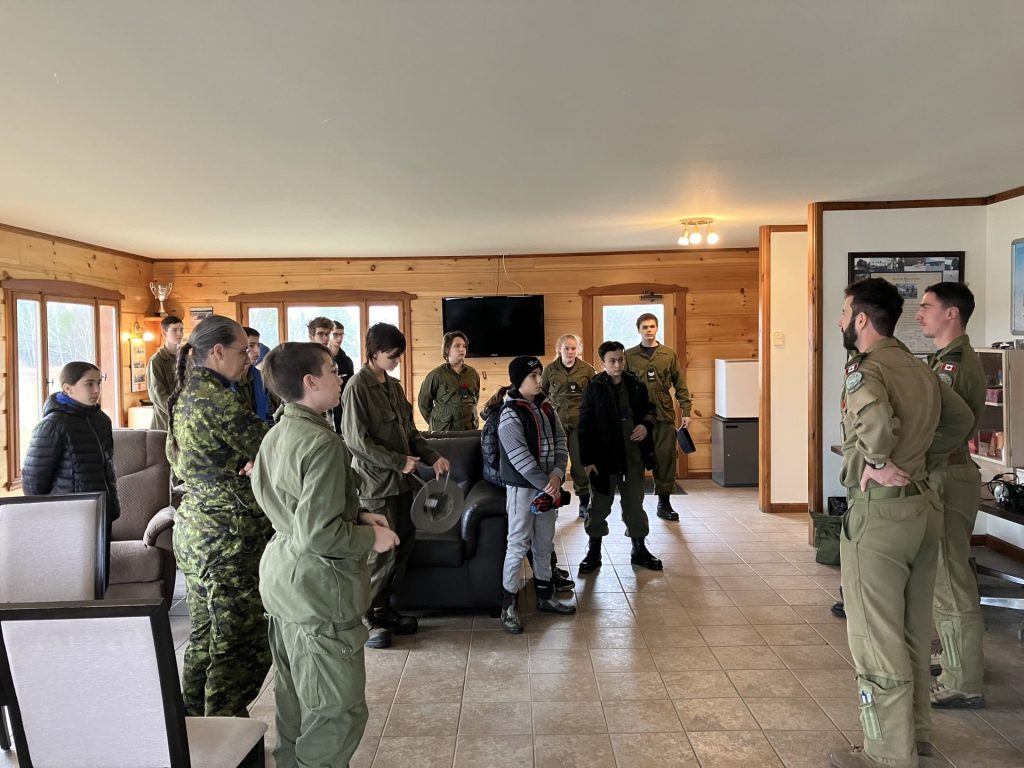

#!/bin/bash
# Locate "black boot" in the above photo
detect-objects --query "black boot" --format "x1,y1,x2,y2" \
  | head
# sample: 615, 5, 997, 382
630, 537, 663, 570
578, 536, 603, 574
578, 493, 590, 520
501, 589, 524, 634
374, 604, 418, 635
550, 552, 575, 592
656, 493, 679, 521
831, 585, 846, 620
535, 579, 577, 614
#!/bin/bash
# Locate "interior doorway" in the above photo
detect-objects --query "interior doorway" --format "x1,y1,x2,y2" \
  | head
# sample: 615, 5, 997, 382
580, 283, 689, 480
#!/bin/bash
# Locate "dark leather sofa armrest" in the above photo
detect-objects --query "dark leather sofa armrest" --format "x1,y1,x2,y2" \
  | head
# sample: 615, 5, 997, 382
461, 481, 507, 559
143, 506, 176, 550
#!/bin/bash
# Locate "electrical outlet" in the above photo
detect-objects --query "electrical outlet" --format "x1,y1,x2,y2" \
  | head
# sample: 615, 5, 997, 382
772, 331, 785, 347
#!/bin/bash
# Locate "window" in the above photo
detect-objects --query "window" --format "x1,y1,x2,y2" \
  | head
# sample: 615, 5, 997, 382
3, 279, 124, 488
233, 290, 415, 386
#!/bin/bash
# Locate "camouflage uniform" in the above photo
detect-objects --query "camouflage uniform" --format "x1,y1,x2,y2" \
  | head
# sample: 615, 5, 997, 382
542, 357, 597, 499
168, 366, 271, 718
147, 345, 176, 431
927, 335, 987, 698
417, 362, 481, 431
253, 403, 376, 767
624, 343, 692, 494
342, 366, 440, 608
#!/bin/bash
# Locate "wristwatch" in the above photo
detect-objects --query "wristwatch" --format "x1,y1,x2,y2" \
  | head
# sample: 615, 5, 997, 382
871, 461, 887, 470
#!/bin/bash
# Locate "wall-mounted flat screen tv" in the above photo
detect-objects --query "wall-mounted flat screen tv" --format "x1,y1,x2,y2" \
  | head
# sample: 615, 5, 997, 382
441, 295, 545, 357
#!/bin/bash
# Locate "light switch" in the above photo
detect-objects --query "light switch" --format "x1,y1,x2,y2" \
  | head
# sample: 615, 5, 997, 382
772, 331, 785, 347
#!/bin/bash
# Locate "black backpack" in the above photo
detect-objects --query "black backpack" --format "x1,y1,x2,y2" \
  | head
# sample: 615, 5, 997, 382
480, 405, 503, 487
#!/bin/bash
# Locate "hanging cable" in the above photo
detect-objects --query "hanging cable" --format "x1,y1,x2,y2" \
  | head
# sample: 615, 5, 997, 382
501, 254, 526, 295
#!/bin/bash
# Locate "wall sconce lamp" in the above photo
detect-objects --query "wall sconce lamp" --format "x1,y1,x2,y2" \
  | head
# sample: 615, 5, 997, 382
677, 218, 720, 246
122, 321, 155, 343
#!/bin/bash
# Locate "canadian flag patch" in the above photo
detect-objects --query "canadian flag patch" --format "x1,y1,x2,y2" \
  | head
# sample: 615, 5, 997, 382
845, 362, 860, 374
942, 362, 958, 372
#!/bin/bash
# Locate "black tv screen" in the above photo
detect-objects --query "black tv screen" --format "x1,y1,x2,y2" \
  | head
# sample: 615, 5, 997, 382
442, 295, 545, 357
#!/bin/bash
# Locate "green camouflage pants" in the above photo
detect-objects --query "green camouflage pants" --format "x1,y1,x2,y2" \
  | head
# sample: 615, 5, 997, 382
930, 462, 985, 693
651, 420, 678, 495
565, 427, 590, 498
268, 617, 369, 768
841, 487, 941, 768
174, 500, 272, 717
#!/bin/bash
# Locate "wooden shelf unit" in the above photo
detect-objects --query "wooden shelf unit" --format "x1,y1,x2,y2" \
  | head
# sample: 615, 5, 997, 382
969, 348, 1024, 469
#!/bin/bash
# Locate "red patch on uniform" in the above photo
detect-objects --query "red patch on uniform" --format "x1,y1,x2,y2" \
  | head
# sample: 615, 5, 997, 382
845, 362, 860, 374
942, 362, 957, 372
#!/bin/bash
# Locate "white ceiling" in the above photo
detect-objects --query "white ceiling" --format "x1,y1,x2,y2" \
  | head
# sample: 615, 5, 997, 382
1, 2, 1023, 260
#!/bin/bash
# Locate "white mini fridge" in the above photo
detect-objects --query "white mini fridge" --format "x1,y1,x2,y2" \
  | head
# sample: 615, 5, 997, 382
712, 359, 759, 487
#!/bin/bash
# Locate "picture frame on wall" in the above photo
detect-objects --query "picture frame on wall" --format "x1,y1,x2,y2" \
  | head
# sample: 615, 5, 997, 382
848, 251, 965, 354
129, 337, 148, 393
1012, 238, 1024, 335
189, 306, 214, 326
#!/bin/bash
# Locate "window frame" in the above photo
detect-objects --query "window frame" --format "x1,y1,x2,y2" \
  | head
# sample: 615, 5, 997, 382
3, 279, 124, 490
231, 289, 417, 387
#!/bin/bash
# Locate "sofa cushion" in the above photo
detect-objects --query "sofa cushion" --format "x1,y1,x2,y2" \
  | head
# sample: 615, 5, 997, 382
109, 540, 162, 584
408, 525, 464, 568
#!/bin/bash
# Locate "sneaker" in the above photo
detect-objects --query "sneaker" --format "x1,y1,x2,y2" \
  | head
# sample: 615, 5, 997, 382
536, 596, 577, 614
363, 614, 392, 649
830, 600, 846, 620
553, 570, 576, 593
930, 651, 942, 676
553, 565, 571, 581
930, 680, 985, 709
373, 605, 418, 635
501, 604, 524, 634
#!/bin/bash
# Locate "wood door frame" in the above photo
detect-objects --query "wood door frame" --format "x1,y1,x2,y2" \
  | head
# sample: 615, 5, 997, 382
580, 282, 689, 478
805, 184, 1024, 513
758, 225, 807, 514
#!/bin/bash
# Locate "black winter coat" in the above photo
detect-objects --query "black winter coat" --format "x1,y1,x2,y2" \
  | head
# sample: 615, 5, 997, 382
20, 393, 121, 521
578, 371, 656, 495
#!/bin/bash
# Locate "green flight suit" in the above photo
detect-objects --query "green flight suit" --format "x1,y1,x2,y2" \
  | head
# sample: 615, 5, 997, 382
417, 362, 481, 431
927, 335, 986, 694
342, 366, 440, 609
147, 345, 177, 431
541, 357, 597, 498
253, 403, 377, 768
625, 343, 692, 495
168, 367, 271, 717
838, 338, 973, 767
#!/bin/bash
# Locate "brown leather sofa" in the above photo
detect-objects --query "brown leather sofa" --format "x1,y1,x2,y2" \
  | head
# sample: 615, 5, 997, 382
107, 428, 177, 602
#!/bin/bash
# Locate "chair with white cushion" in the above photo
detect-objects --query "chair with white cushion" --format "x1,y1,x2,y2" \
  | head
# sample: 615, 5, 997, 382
0, 598, 266, 768
0, 492, 107, 751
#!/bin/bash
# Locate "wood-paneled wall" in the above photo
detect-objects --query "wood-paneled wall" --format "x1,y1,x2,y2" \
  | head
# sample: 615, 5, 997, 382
154, 248, 759, 476
0, 227, 155, 491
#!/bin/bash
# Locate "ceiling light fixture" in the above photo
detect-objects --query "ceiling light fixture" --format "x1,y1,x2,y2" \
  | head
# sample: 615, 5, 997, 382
677, 218, 719, 247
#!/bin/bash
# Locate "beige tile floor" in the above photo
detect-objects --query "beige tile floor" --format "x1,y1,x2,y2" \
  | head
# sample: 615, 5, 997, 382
4, 481, 1024, 767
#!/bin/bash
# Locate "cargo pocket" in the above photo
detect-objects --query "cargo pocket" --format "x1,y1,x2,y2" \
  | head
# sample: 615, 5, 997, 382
858, 680, 883, 742
300, 625, 362, 713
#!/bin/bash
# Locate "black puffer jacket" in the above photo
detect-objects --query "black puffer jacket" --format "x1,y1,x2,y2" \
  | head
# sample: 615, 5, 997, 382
20, 393, 120, 520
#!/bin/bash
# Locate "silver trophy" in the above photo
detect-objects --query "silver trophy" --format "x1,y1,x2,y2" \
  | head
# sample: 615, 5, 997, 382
149, 281, 173, 317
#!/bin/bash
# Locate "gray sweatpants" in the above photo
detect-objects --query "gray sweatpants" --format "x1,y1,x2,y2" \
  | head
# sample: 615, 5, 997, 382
503, 486, 557, 593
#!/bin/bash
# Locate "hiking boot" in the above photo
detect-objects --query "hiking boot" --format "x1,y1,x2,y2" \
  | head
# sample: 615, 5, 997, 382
827, 746, 887, 767
930, 680, 985, 709
535, 579, 577, 614
501, 603, 524, 633
553, 570, 576, 593
578, 493, 590, 520
536, 595, 577, 614
656, 494, 679, 521
930, 651, 942, 676
578, 536, 603, 574
373, 605, 418, 635
630, 538, 663, 571
363, 613, 392, 649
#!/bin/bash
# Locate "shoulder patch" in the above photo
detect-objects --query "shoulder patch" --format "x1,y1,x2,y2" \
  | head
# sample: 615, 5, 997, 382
845, 362, 860, 374
938, 372, 953, 385
941, 362, 958, 373
845, 371, 864, 392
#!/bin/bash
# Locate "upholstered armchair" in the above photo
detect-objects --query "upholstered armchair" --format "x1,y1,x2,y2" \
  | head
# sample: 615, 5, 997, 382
108, 429, 177, 602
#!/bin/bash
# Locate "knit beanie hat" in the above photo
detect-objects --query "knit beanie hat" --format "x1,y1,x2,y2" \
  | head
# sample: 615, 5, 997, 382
509, 355, 542, 389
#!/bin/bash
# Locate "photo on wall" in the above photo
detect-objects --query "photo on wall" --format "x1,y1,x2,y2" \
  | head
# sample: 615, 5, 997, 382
848, 251, 964, 354
1012, 238, 1024, 335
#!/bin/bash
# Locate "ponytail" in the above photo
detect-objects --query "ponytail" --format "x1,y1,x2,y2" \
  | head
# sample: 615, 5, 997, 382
167, 342, 193, 452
